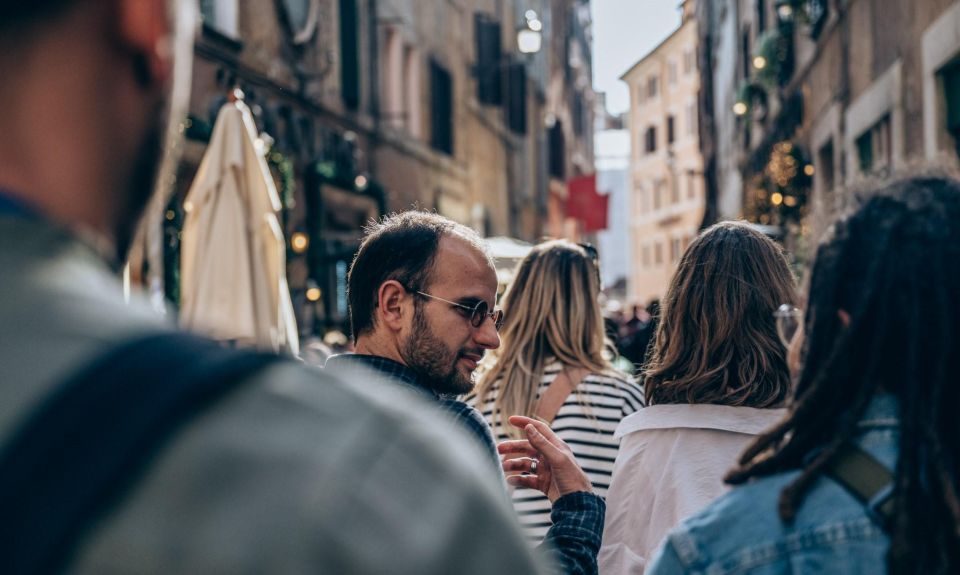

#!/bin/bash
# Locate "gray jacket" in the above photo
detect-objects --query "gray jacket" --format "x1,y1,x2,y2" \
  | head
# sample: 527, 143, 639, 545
0, 214, 543, 574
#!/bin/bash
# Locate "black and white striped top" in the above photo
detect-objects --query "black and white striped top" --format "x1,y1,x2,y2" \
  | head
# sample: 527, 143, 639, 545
469, 360, 645, 543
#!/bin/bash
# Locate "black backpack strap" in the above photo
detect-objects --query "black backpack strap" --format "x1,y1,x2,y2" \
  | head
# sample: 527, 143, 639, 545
826, 443, 896, 531
0, 332, 282, 575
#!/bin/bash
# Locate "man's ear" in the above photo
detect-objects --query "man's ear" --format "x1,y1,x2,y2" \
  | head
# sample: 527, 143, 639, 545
376, 280, 410, 332
116, 0, 173, 87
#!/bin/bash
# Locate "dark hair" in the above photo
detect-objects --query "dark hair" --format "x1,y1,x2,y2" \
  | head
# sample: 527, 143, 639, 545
644, 221, 796, 407
347, 210, 486, 342
726, 176, 960, 575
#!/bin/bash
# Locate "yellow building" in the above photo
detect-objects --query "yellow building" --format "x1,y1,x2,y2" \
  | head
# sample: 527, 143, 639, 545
621, 1, 704, 305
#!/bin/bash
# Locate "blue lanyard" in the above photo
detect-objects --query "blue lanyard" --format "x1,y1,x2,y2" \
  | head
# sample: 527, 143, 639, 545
0, 189, 42, 221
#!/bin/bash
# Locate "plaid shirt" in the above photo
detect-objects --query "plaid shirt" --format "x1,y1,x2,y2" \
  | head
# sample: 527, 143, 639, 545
324, 354, 502, 478
324, 353, 605, 575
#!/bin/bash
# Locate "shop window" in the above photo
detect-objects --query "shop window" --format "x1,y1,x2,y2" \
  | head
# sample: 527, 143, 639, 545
429, 60, 454, 155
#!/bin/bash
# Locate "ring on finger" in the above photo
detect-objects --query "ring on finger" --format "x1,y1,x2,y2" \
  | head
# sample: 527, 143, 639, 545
530, 459, 539, 474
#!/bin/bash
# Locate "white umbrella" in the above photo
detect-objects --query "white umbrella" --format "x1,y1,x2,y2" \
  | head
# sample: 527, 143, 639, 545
180, 99, 299, 356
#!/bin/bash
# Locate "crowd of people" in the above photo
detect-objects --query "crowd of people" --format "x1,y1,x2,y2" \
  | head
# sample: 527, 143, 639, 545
2, 1, 960, 574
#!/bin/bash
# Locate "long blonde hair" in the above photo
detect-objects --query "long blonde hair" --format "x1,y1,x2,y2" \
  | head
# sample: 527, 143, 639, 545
474, 240, 618, 436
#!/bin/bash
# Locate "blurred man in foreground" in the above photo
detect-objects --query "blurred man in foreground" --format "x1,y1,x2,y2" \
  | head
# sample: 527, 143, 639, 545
0, 1, 598, 573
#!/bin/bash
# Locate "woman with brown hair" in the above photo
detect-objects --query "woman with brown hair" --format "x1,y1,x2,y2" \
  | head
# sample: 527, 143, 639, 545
468, 239, 644, 543
599, 221, 796, 574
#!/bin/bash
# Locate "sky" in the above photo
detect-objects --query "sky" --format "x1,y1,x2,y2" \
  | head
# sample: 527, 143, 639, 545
592, 0, 684, 116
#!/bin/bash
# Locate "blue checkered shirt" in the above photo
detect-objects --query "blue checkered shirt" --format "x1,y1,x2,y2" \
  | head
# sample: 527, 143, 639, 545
324, 354, 503, 478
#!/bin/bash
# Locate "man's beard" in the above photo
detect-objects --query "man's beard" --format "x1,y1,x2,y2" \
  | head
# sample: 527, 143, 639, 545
113, 99, 166, 264
402, 304, 477, 396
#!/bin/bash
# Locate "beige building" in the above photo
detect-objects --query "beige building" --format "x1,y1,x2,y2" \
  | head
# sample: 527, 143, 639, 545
621, 1, 704, 304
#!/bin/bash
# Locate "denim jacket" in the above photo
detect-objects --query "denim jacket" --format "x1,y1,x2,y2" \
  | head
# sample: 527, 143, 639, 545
647, 395, 899, 575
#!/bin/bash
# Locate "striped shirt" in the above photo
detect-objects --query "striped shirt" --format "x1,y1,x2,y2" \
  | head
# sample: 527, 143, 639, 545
469, 360, 645, 543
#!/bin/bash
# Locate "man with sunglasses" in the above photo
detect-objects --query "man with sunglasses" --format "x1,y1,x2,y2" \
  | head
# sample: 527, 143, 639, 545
326, 211, 506, 475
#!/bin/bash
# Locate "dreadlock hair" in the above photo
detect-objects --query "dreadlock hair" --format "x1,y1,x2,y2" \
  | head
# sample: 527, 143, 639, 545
725, 176, 960, 575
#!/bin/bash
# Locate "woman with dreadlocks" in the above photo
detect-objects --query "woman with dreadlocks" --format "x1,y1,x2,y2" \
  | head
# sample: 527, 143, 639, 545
600, 221, 796, 574
646, 176, 960, 575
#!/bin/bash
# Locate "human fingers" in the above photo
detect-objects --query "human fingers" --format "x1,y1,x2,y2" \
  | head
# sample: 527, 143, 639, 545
502, 457, 539, 475
506, 474, 542, 490
519, 423, 567, 466
508, 416, 565, 449
497, 439, 538, 457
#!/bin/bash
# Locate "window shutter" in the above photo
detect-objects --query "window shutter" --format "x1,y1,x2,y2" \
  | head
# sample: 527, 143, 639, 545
475, 14, 503, 105
507, 62, 527, 134
339, 0, 360, 110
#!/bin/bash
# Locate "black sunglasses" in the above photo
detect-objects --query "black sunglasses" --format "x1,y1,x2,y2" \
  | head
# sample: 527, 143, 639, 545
415, 291, 505, 331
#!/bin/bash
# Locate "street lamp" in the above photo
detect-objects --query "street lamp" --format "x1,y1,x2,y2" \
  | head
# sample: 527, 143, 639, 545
775, 0, 795, 23
518, 10, 543, 54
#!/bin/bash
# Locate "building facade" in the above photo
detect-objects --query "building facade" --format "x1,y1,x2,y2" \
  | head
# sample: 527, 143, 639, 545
144, 0, 597, 338
621, 1, 705, 304
698, 0, 960, 250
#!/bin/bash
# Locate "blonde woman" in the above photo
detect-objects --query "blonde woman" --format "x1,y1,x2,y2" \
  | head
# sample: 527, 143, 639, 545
469, 240, 644, 543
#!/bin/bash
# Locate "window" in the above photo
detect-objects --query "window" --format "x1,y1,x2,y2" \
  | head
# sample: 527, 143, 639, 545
200, 0, 239, 38
683, 50, 696, 75
636, 84, 645, 105
670, 177, 680, 204
645, 126, 658, 154
818, 140, 835, 198
686, 101, 697, 136
741, 27, 751, 81
668, 61, 678, 85
429, 60, 454, 155
653, 179, 664, 210
340, 0, 360, 110
382, 27, 405, 129
671, 238, 682, 263
475, 14, 503, 105
642, 245, 651, 268
507, 62, 528, 134
856, 115, 892, 175
756, 0, 767, 34
647, 75, 659, 99
549, 121, 566, 179
667, 115, 676, 146
686, 170, 697, 199
654, 242, 663, 265
404, 46, 422, 138
942, 60, 960, 159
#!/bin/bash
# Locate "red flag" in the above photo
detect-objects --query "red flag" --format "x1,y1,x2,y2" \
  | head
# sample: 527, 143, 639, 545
566, 174, 608, 232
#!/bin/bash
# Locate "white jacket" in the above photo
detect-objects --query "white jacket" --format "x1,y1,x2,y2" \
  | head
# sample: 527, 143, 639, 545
599, 404, 786, 575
